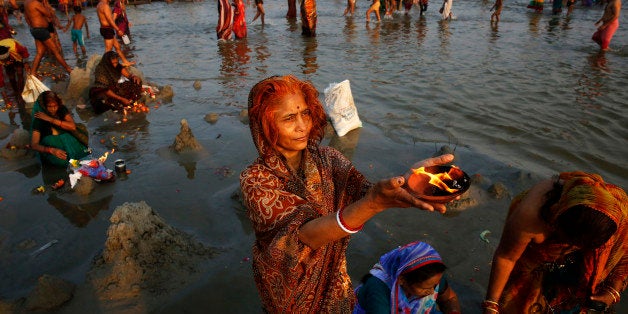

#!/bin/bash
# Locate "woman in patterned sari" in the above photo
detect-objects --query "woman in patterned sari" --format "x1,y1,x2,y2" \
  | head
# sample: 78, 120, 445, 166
240, 75, 455, 312
483, 172, 627, 313
216, 0, 234, 40
89, 51, 142, 114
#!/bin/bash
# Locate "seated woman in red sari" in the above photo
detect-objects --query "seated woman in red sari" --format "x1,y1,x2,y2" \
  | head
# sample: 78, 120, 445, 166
240, 75, 456, 312
483, 172, 627, 313
30, 91, 89, 167
89, 51, 142, 114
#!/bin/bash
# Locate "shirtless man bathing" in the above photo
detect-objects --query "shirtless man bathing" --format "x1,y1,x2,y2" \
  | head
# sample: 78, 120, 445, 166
24, 0, 73, 76
97, 0, 134, 66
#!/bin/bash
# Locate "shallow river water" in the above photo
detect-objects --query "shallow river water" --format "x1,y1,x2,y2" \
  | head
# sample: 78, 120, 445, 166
0, 0, 626, 312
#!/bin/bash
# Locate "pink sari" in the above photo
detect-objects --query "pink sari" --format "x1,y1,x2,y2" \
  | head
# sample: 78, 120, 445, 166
592, 19, 619, 50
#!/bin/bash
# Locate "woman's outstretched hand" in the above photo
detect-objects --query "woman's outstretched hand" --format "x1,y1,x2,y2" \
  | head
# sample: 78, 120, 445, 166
368, 154, 455, 214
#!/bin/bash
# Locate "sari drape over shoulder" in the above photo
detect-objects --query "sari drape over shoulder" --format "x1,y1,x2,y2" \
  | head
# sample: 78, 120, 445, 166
240, 83, 372, 312
90, 51, 142, 114
31, 100, 88, 167
500, 171, 628, 312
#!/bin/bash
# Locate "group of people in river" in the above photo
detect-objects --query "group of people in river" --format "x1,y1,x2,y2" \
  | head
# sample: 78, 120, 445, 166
0, 0, 143, 167
240, 74, 627, 313
0, 0, 624, 311
214, 0, 620, 51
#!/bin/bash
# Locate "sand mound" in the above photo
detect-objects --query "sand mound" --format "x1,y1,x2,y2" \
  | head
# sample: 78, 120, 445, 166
82, 201, 216, 311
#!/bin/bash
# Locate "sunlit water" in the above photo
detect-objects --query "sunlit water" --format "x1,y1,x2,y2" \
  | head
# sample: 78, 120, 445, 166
1, 0, 626, 312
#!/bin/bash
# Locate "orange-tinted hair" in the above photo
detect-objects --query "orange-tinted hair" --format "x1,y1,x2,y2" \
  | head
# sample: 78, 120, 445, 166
248, 75, 327, 150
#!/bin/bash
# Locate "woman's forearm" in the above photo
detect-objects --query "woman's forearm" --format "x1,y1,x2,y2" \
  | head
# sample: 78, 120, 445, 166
105, 89, 128, 104
49, 116, 76, 131
298, 197, 380, 250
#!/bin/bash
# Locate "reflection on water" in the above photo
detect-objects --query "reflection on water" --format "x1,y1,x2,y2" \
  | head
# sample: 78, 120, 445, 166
253, 37, 270, 76
366, 22, 381, 46
416, 17, 427, 48
490, 22, 499, 44
328, 127, 361, 161
301, 37, 318, 75
39, 164, 113, 227
179, 160, 197, 179
218, 39, 251, 77
47, 194, 113, 228
286, 18, 299, 33
528, 13, 542, 37
575, 52, 609, 109
344, 17, 357, 44
438, 20, 451, 52
8, 102, 32, 130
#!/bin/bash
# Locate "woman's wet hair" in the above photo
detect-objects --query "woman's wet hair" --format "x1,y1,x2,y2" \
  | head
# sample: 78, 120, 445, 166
401, 262, 447, 286
555, 205, 616, 249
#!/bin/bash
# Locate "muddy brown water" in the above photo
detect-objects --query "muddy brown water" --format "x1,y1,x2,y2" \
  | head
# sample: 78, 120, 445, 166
1, 1, 626, 312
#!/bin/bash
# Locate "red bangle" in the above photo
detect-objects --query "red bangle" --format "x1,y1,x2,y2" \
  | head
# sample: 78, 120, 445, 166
336, 208, 363, 233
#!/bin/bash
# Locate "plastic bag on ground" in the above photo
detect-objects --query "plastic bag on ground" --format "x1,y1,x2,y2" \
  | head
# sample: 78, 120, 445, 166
323, 80, 363, 137
21, 75, 50, 103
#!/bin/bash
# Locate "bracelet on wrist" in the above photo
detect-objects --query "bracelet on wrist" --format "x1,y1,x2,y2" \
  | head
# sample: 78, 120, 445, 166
604, 286, 621, 304
481, 300, 500, 313
335, 208, 363, 234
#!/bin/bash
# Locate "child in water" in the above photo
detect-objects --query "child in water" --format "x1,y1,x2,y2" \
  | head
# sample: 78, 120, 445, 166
64, 6, 90, 55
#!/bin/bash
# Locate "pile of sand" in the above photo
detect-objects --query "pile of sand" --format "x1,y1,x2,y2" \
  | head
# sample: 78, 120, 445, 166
82, 201, 217, 311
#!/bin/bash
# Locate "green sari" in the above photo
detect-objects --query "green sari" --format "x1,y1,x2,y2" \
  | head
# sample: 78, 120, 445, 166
31, 100, 89, 167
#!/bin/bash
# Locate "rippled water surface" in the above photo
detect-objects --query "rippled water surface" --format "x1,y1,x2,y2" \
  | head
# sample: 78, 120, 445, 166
1, 0, 626, 312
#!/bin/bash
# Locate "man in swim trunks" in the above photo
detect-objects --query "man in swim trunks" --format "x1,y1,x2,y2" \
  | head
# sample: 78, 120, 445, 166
97, 0, 134, 66
592, 0, 621, 51
24, 0, 73, 76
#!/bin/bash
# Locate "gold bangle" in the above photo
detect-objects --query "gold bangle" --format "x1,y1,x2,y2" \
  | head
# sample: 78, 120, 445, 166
483, 300, 499, 307
605, 286, 621, 303
485, 308, 499, 313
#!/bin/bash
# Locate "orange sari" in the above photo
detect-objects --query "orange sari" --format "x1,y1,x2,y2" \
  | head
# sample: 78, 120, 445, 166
300, 0, 317, 36
500, 172, 628, 312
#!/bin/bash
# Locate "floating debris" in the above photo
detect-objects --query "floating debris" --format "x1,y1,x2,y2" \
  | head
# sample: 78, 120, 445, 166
30, 240, 59, 257
480, 230, 491, 243
32, 186, 46, 194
